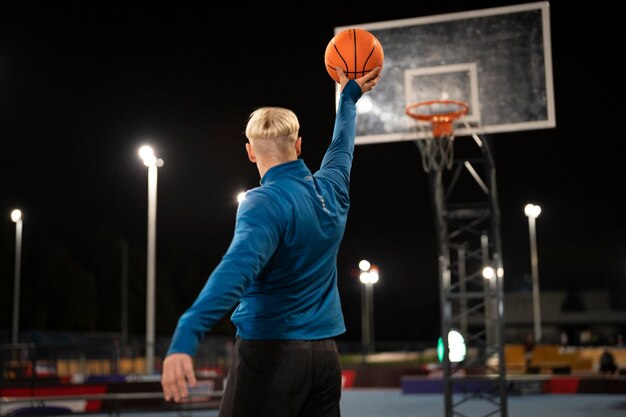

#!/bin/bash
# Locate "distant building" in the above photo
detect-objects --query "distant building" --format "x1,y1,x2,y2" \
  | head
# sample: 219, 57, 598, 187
467, 290, 625, 345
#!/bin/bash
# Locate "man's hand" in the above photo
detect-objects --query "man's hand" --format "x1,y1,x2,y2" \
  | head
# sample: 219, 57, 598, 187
337, 66, 382, 94
161, 353, 197, 402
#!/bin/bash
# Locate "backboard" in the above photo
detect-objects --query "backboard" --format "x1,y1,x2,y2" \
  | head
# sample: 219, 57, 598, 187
335, 2, 555, 144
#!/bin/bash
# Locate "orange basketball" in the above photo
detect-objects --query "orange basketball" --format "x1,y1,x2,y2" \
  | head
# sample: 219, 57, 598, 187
324, 28, 384, 83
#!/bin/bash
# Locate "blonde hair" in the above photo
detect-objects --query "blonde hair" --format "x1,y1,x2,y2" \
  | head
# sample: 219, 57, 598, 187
245, 107, 299, 156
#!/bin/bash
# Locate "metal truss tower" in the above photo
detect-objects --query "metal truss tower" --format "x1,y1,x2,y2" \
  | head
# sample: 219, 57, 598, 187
415, 129, 508, 417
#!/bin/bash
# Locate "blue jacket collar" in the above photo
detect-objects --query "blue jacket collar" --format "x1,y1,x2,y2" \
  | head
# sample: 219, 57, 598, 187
261, 159, 309, 186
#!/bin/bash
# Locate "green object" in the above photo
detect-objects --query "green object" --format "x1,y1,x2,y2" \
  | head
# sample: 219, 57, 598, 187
437, 331, 467, 363
437, 337, 444, 362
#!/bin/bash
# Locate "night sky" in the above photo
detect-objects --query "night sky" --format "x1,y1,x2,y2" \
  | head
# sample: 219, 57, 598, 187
1, 1, 624, 346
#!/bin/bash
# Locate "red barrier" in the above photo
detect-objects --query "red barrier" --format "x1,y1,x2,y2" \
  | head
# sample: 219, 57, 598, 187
341, 370, 356, 388
543, 377, 580, 394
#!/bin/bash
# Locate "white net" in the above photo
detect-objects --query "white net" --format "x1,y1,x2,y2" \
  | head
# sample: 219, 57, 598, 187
414, 127, 455, 172
406, 100, 468, 173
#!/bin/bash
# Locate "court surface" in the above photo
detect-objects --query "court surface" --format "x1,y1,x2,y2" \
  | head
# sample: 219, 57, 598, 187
48, 389, 626, 417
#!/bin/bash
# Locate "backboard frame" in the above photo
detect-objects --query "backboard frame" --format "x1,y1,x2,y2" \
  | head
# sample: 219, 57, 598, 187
334, 2, 556, 144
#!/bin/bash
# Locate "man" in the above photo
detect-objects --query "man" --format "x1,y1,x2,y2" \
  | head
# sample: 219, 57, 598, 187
161, 64, 382, 417
599, 349, 617, 375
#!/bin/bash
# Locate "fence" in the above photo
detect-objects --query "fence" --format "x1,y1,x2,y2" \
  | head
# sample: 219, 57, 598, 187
1, 332, 232, 382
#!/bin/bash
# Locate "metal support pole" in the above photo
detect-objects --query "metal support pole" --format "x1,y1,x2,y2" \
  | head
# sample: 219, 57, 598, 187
457, 246, 468, 339
360, 283, 366, 359
528, 215, 541, 343
146, 164, 158, 374
367, 283, 375, 354
121, 239, 129, 350
12, 219, 23, 345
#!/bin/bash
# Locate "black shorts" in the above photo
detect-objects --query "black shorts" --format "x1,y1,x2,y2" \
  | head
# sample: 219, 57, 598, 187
218, 338, 342, 417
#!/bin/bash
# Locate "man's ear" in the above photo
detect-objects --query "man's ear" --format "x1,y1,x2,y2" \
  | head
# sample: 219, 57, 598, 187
295, 137, 302, 157
246, 143, 256, 163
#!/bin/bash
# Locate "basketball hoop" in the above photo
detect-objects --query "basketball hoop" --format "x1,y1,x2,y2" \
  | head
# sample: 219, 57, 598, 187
405, 100, 469, 172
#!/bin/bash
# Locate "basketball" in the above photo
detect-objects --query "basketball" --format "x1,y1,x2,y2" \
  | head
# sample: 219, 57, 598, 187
324, 28, 384, 83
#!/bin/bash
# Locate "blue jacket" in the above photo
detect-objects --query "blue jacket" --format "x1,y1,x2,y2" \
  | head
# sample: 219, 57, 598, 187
167, 80, 362, 356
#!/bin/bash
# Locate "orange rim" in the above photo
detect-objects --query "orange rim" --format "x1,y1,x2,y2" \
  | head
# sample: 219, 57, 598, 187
406, 100, 469, 137
405, 100, 469, 122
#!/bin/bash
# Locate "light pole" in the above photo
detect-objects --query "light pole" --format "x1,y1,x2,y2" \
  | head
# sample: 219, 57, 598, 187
524, 203, 542, 344
358, 260, 379, 358
120, 239, 129, 350
10, 209, 23, 346
139, 145, 164, 374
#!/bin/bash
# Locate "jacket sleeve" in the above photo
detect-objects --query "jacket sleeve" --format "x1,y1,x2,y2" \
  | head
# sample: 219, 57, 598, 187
165, 190, 282, 356
317, 80, 363, 191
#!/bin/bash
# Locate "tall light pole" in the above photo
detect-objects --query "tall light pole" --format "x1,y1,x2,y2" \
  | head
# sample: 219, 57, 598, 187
524, 203, 542, 344
139, 145, 164, 374
358, 260, 379, 359
120, 239, 129, 350
11, 209, 23, 346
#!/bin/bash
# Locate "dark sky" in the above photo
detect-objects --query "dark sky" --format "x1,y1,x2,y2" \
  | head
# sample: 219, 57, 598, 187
1, 1, 624, 344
